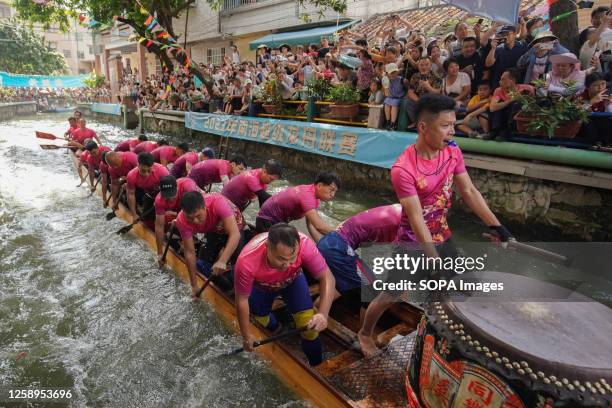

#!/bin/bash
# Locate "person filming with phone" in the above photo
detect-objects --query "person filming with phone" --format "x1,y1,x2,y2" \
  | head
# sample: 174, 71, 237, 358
486, 25, 528, 90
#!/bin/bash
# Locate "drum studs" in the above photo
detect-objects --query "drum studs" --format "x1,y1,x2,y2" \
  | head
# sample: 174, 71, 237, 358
561, 378, 569, 385
491, 351, 498, 358
485, 352, 492, 358
495, 358, 502, 364
476, 347, 482, 352
525, 368, 532, 374
578, 385, 586, 393
502, 357, 509, 364
543, 378, 551, 385
512, 362, 520, 369
530, 373, 538, 380
443, 319, 449, 325
598, 388, 605, 395
555, 381, 563, 388
520, 361, 528, 368
468, 341, 474, 347
454, 330, 460, 335
586, 381, 592, 388
567, 384, 575, 391
537, 371, 545, 378
550, 375, 557, 382
473, 340, 479, 347
573, 380, 581, 387
458, 324, 463, 329
460, 336, 466, 341
601, 378, 608, 384
465, 335, 471, 341
505, 363, 513, 370
518, 369, 525, 375
482, 346, 489, 353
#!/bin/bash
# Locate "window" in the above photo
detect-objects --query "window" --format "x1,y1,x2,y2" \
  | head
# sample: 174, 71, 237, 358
206, 47, 226, 65
0, 6, 11, 18
77, 51, 84, 59
75, 32, 83, 41
88, 45, 93, 55
63, 49, 72, 58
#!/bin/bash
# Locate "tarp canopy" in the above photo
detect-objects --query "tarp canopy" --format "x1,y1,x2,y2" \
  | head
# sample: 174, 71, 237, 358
249, 20, 358, 50
0, 71, 88, 88
440, 0, 521, 25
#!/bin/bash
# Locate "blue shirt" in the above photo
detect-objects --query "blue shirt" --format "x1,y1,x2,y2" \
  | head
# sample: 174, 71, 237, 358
490, 41, 528, 88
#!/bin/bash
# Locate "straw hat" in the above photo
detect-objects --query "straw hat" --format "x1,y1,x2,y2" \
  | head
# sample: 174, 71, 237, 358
529, 31, 558, 48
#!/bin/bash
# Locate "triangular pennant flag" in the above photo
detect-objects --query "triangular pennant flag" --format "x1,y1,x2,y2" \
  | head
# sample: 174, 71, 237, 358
138, 37, 147, 44
161, 44, 169, 49
146, 40, 154, 47
147, 19, 158, 31
144, 15, 153, 26
140, 6, 148, 15
151, 23, 163, 33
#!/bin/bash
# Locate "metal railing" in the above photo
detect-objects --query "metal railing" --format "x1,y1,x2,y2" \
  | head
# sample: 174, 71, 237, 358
221, 0, 270, 13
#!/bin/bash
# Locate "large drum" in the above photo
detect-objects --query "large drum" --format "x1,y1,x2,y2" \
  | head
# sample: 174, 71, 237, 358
405, 272, 612, 407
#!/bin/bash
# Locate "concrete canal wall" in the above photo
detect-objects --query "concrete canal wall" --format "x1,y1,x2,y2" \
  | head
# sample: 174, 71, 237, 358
81, 104, 612, 241
0, 102, 37, 120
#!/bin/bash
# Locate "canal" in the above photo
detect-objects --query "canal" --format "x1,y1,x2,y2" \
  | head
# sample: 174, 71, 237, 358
1, 112, 610, 407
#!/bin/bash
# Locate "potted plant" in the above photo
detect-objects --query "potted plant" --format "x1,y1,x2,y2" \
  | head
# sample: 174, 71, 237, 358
260, 75, 283, 114
306, 77, 332, 101
328, 83, 361, 120
513, 80, 589, 139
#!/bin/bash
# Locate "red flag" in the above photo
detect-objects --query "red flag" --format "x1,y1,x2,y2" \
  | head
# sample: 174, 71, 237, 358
144, 15, 153, 26
547, 0, 558, 5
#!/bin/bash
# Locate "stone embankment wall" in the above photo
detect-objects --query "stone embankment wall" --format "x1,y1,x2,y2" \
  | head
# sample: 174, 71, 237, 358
0, 102, 37, 120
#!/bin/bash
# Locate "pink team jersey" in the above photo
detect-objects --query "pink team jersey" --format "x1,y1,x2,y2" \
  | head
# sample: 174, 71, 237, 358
86, 146, 110, 170
170, 151, 199, 178
175, 192, 243, 241
188, 160, 232, 188
103, 151, 138, 181
391, 145, 466, 243
154, 178, 199, 215
152, 146, 178, 164
126, 162, 169, 194
234, 232, 328, 296
133, 141, 158, 154
71, 127, 97, 145
221, 168, 267, 210
66, 125, 78, 137
114, 138, 139, 152
80, 150, 90, 165
336, 204, 402, 249
257, 184, 319, 223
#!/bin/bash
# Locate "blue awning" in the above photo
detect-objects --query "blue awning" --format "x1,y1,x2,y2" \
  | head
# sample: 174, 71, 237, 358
249, 20, 358, 50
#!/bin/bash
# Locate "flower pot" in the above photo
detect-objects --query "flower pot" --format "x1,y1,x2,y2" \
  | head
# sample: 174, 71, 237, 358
329, 103, 360, 120
514, 112, 582, 139
262, 103, 281, 114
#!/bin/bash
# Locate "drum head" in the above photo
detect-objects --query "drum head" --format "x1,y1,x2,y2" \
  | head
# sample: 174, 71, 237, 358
444, 271, 612, 382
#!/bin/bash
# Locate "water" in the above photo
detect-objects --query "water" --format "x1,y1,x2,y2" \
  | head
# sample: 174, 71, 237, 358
1, 113, 610, 407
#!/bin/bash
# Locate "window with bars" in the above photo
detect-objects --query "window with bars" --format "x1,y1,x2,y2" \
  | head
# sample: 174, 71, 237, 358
77, 51, 85, 59
206, 47, 226, 65
63, 49, 72, 58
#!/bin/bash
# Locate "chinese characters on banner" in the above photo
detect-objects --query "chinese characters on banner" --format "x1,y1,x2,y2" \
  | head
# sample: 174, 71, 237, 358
184, 112, 416, 168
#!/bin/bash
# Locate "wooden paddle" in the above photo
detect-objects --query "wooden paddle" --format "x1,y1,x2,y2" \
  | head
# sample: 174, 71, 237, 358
35, 131, 66, 141
115, 207, 155, 235
88, 176, 101, 197
39, 144, 71, 150
225, 327, 307, 356
160, 225, 177, 264
483, 233, 571, 266
195, 277, 212, 298
106, 186, 126, 221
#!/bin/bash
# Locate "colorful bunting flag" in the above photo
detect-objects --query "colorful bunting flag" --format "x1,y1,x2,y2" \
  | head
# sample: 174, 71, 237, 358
144, 15, 153, 26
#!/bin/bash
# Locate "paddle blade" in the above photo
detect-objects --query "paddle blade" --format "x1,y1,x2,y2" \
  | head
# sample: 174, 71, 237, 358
116, 224, 133, 235
105, 211, 116, 221
35, 131, 59, 140
39, 144, 61, 150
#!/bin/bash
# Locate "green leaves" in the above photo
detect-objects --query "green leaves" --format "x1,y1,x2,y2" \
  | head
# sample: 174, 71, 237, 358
328, 83, 360, 105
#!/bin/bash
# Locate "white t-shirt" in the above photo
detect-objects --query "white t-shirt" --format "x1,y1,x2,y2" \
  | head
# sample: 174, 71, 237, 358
579, 28, 612, 70
442, 72, 471, 96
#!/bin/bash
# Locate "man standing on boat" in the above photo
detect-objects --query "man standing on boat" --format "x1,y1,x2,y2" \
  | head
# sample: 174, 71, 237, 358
234, 223, 336, 367
101, 151, 138, 210
176, 191, 245, 299
126, 152, 169, 224
188, 155, 247, 190
254, 172, 339, 235
170, 147, 214, 179
357, 93, 513, 356
85, 141, 110, 191
151, 142, 189, 167
154, 176, 200, 267
221, 159, 283, 212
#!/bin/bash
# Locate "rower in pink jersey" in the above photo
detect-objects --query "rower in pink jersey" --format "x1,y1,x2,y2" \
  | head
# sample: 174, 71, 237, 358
358, 94, 514, 357
188, 155, 246, 190
64, 117, 77, 139
255, 172, 339, 236
126, 152, 169, 223
169, 147, 214, 179
151, 142, 188, 167
175, 191, 245, 299
84, 141, 111, 191
234, 224, 335, 366
114, 135, 147, 152
221, 159, 283, 211
154, 176, 200, 266
100, 151, 138, 210
133, 140, 162, 154
69, 118, 100, 149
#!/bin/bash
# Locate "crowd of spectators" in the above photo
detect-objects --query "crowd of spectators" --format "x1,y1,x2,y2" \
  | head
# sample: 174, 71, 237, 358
0, 86, 111, 106
3, 4, 611, 145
